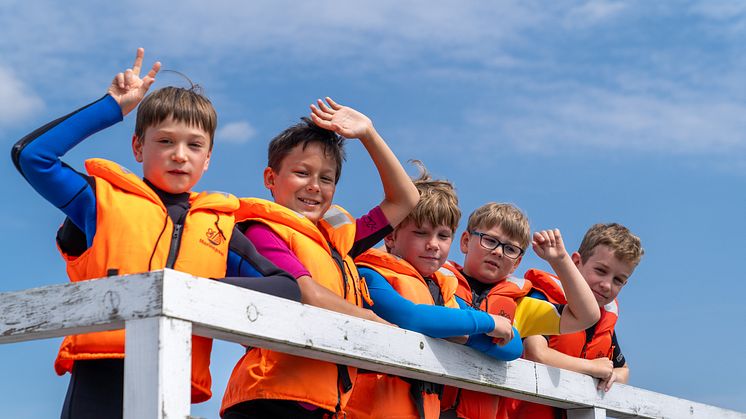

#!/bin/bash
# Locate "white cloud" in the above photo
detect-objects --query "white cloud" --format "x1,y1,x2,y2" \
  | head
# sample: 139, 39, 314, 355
0, 66, 44, 126
216, 121, 256, 145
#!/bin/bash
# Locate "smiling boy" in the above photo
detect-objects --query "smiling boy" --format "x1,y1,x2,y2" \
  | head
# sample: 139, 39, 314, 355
504, 223, 643, 418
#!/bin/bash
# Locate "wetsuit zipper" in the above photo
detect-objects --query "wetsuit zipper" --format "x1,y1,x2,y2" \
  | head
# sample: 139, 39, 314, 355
165, 223, 183, 268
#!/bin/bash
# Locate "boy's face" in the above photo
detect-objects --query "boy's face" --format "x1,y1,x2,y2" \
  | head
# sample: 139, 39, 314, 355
460, 225, 523, 284
385, 221, 453, 278
132, 117, 212, 194
572, 245, 636, 307
264, 142, 336, 225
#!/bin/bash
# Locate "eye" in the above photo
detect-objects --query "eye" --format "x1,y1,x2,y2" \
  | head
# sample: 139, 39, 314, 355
413, 230, 427, 236
439, 233, 452, 240
294, 170, 308, 177
483, 236, 498, 247
613, 277, 626, 286
157, 138, 172, 144
595, 268, 607, 275
321, 176, 334, 184
189, 141, 205, 149
504, 244, 520, 255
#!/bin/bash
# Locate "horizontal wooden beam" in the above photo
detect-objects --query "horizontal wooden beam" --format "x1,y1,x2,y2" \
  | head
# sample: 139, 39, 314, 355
1, 270, 743, 419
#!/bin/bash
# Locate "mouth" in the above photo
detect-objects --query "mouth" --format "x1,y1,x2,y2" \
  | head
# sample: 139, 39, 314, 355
593, 290, 608, 301
297, 197, 321, 207
484, 260, 500, 269
168, 169, 189, 175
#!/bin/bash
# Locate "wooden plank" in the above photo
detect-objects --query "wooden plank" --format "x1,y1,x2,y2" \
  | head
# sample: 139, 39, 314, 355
156, 270, 746, 419
124, 317, 191, 419
568, 407, 606, 419
0, 272, 164, 344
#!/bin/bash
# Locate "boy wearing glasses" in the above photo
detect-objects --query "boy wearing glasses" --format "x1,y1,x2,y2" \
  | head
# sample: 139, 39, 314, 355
502, 223, 643, 418
440, 203, 599, 419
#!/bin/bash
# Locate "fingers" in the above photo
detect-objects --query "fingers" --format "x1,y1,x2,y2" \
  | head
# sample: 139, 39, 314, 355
114, 72, 125, 90
132, 48, 145, 76
310, 103, 333, 121
309, 109, 331, 129
325, 96, 342, 110
316, 98, 335, 114
141, 61, 162, 90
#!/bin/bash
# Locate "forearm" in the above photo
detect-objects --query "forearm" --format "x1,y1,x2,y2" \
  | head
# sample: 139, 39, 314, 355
13, 95, 122, 208
466, 330, 523, 361
550, 256, 599, 333
524, 335, 595, 374
614, 364, 629, 384
358, 128, 418, 228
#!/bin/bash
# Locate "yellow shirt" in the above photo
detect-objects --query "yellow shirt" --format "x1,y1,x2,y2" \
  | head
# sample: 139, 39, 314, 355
513, 296, 562, 337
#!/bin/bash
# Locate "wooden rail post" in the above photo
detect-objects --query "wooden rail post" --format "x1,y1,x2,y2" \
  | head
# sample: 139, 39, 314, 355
124, 316, 192, 419
568, 407, 607, 419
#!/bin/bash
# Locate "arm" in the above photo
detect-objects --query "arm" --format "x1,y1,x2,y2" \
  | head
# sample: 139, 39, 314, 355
532, 229, 599, 333
524, 335, 612, 378
296, 275, 392, 325
224, 227, 301, 302
465, 331, 523, 361
310, 97, 419, 227
12, 49, 160, 242
361, 267, 497, 337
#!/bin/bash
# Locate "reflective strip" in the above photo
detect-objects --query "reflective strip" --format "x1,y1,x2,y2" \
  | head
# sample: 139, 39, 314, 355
506, 276, 526, 289
323, 206, 353, 228
604, 300, 619, 315
204, 190, 231, 198
437, 267, 456, 278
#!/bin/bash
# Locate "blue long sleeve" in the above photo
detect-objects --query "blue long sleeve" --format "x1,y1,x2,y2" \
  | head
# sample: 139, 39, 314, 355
456, 294, 524, 361
12, 95, 123, 245
361, 267, 496, 338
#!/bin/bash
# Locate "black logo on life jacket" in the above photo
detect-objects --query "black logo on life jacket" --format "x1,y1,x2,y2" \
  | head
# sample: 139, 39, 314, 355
206, 228, 224, 246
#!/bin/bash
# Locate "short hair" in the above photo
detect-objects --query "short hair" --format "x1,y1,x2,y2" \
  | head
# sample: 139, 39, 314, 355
267, 117, 346, 183
577, 223, 644, 266
397, 161, 461, 233
466, 202, 531, 250
134, 86, 217, 149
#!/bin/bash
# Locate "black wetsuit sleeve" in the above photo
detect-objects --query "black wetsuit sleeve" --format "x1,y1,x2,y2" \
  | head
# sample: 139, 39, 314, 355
224, 226, 301, 302
611, 331, 626, 368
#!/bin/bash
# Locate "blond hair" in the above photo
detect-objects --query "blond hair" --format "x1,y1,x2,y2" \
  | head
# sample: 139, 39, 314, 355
397, 161, 461, 233
466, 202, 530, 249
578, 223, 644, 266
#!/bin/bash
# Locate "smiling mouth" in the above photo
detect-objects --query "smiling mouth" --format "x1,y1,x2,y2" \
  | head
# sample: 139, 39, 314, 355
298, 197, 320, 206
168, 170, 188, 175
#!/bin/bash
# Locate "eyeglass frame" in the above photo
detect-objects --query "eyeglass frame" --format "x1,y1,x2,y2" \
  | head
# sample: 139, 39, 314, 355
468, 230, 525, 259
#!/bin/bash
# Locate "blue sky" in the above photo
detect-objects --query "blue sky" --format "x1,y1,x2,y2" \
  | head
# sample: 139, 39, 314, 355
2, 1, 746, 417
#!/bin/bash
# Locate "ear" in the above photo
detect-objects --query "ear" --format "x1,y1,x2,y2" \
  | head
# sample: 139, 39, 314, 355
263, 167, 276, 190
383, 231, 396, 253
202, 150, 212, 172
571, 251, 582, 267
132, 135, 144, 162
460, 230, 470, 254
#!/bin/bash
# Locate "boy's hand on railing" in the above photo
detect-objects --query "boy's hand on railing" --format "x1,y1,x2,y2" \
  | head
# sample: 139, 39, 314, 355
363, 309, 396, 327
310, 97, 375, 141
487, 314, 514, 345
108, 48, 161, 117
531, 229, 569, 264
587, 357, 613, 380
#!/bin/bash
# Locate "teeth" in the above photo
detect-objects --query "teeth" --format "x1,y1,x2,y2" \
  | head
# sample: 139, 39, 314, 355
299, 198, 319, 205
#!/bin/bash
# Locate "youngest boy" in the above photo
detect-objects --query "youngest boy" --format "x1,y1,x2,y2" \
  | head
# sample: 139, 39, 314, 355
344, 164, 520, 419
440, 203, 600, 419
504, 223, 643, 418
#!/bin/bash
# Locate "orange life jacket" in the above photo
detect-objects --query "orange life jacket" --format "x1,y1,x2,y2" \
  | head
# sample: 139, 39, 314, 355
501, 269, 619, 419
439, 261, 532, 419
344, 248, 459, 419
56, 158, 239, 403
221, 198, 370, 414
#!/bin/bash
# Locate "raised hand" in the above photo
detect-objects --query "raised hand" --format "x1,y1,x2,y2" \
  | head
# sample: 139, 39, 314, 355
487, 314, 514, 345
531, 229, 568, 264
107, 48, 161, 116
309, 97, 374, 140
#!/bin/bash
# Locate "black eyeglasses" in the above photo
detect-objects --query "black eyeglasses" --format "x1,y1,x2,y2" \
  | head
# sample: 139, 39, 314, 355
469, 231, 524, 259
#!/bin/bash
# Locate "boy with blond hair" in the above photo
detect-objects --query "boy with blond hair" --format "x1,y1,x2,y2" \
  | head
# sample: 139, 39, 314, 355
440, 203, 600, 419
504, 223, 644, 418
344, 164, 522, 419
12, 49, 301, 419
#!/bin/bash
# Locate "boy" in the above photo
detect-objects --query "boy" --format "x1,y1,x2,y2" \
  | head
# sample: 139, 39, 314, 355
12, 49, 300, 419
504, 223, 643, 418
344, 164, 522, 419
221, 98, 420, 418
440, 203, 600, 419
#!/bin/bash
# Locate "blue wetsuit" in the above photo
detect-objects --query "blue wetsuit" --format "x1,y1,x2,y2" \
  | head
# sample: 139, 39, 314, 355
360, 267, 523, 361
12, 94, 300, 419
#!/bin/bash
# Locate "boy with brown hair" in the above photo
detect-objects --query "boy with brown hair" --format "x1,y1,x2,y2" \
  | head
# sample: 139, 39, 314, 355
221, 98, 420, 418
12, 49, 301, 419
440, 203, 600, 419
504, 223, 644, 418
343, 164, 522, 419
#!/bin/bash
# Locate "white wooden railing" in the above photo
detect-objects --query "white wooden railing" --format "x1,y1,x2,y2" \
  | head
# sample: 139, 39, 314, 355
1, 269, 743, 419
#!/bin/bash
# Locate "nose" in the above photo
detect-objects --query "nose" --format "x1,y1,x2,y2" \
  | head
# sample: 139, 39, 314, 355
491, 244, 504, 257
425, 235, 438, 250
172, 144, 187, 163
305, 177, 320, 192
598, 278, 611, 293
